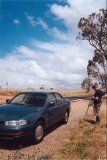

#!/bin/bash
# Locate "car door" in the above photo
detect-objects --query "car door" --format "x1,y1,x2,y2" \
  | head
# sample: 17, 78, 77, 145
46, 93, 60, 127
54, 93, 66, 120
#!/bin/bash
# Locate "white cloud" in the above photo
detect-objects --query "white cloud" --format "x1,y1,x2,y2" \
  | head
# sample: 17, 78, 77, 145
25, 12, 71, 42
25, 13, 49, 30
25, 12, 36, 27
16, 46, 38, 58
13, 19, 20, 25
0, 38, 94, 88
36, 17, 71, 42
49, 27, 71, 41
50, 0, 106, 29
24, 12, 72, 42
37, 17, 49, 30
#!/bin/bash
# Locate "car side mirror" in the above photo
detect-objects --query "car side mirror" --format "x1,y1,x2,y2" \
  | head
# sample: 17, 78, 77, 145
6, 99, 10, 103
48, 101, 54, 107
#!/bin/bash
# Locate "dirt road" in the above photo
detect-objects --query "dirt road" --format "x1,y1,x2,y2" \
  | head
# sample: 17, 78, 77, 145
0, 100, 106, 159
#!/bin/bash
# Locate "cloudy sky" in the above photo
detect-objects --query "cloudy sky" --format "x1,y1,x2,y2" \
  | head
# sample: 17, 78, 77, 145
0, 0, 106, 89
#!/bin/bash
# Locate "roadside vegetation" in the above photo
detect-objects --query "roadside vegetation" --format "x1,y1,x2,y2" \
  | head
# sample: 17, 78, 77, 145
7, 153, 52, 160
57, 112, 106, 160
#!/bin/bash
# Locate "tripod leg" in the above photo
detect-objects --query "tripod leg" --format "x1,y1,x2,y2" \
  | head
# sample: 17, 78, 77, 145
85, 105, 90, 115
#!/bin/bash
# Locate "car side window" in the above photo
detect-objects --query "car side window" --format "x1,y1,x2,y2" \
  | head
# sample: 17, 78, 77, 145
55, 93, 64, 103
47, 94, 56, 106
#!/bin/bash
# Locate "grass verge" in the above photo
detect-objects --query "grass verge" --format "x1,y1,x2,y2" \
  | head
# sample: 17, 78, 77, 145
7, 152, 52, 160
58, 112, 106, 160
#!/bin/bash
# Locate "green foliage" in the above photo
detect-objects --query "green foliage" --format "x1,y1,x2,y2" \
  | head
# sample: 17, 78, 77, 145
76, 139, 92, 159
77, 9, 107, 88
81, 77, 93, 92
38, 155, 52, 160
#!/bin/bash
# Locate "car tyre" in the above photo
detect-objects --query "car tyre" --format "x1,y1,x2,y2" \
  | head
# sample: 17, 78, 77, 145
33, 121, 44, 144
63, 111, 69, 124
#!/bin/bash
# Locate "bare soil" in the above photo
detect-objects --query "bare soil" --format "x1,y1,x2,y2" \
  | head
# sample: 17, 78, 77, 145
0, 100, 106, 160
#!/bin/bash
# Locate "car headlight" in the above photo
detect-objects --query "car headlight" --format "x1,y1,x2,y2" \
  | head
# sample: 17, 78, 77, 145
5, 120, 27, 126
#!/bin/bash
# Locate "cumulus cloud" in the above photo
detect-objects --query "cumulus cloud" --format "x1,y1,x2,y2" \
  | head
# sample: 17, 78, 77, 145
50, 0, 106, 29
0, 37, 94, 88
13, 19, 20, 25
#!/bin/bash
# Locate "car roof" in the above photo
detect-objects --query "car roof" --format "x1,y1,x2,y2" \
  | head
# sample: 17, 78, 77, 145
19, 91, 60, 95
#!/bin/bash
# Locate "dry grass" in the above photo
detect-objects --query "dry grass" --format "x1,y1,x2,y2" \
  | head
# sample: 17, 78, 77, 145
102, 97, 107, 104
56, 112, 106, 160
0, 95, 13, 104
0, 88, 93, 104
0, 88, 23, 104
0, 88, 93, 97
7, 153, 52, 160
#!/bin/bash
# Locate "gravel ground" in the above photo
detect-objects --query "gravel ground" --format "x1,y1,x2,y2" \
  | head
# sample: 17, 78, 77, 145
0, 100, 106, 159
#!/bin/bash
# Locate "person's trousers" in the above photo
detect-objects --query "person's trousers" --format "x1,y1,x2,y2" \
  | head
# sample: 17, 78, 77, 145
93, 103, 101, 122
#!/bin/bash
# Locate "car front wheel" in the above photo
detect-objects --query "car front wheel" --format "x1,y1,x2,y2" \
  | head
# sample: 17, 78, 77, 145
34, 121, 44, 143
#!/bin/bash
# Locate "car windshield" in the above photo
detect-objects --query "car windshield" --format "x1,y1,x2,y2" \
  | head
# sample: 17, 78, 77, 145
10, 93, 46, 107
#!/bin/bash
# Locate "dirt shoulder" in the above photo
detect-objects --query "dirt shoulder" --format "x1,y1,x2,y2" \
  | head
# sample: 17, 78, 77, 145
0, 100, 106, 160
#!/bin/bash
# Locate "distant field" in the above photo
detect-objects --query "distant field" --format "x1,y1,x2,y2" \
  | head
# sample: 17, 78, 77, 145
0, 88, 22, 103
0, 88, 93, 104
56, 89, 93, 97
0, 88, 94, 97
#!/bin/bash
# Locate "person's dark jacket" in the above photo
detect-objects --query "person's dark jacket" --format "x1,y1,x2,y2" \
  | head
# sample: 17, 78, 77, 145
93, 89, 103, 105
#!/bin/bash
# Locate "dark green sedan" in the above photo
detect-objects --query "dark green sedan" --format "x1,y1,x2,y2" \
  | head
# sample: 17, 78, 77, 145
0, 92, 71, 143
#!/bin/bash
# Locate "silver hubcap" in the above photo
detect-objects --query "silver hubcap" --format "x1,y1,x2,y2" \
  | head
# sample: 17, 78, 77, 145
35, 125, 43, 140
65, 112, 68, 122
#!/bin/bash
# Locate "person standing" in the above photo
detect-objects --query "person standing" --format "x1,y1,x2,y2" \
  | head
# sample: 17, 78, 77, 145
92, 83, 103, 124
